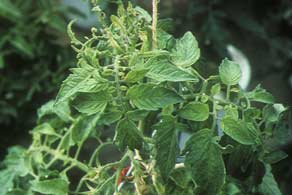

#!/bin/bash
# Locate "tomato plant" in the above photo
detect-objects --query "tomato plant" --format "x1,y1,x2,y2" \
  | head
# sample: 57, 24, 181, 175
0, 1, 289, 195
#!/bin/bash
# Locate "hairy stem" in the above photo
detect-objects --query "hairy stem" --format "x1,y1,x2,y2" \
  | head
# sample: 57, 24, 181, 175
152, 0, 158, 49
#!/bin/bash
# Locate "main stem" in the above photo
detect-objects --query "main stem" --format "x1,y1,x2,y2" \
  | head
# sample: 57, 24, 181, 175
152, 0, 158, 49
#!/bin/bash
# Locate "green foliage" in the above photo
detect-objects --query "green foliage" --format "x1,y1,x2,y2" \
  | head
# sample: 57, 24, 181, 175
184, 129, 225, 195
170, 31, 200, 67
219, 58, 242, 86
0, 1, 290, 195
0, 0, 75, 127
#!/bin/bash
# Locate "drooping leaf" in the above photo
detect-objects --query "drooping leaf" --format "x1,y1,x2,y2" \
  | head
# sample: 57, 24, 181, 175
38, 100, 72, 122
263, 150, 288, 164
219, 58, 242, 85
184, 129, 225, 195
263, 104, 287, 123
97, 110, 123, 125
221, 117, 260, 145
55, 68, 108, 104
178, 102, 209, 121
258, 165, 282, 195
166, 167, 197, 195
169, 167, 195, 189
114, 118, 144, 150
143, 57, 199, 82
32, 123, 58, 137
246, 85, 274, 104
30, 178, 69, 195
72, 114, 100, 145
154, 115, 179, 180
72, 91, 110, 115
171, 31, 200, 67
127, 84, 183, 111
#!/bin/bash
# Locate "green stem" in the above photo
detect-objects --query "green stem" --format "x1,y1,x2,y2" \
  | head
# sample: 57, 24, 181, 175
88, 142, 113, 167
211, 100, 217, 133
74, 141, 84, 160
196, 80, 208, 101
38, 146, 89, 172
226, 85, 231, 101
191, 69, 206, 81
114, 56, 126, 111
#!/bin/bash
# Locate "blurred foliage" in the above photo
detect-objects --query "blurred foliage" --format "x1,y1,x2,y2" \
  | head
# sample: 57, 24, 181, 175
0, 0, 76, 130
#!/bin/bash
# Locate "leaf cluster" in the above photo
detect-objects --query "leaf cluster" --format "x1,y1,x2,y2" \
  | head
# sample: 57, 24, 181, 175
0, 1, 290, 195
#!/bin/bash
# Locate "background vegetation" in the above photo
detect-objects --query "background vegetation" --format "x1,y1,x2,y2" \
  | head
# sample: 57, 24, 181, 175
0, 0, 76, 154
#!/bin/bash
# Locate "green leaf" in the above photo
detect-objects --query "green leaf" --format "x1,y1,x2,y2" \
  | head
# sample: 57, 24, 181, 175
157, 30, 173, 49
55, 68, 108, 104
30, 178, 69, 195
224, 182, 241, 195
221, 117, 259, 145
38, 100, 72, 122
72, 114, 100, 145
169, 167, 195, 189
154, 115, 179, 180
114, 118, 144, 150
246, 85, 274, 104
143, 57, 199, 82
184, 129, 225, 195
125, 110, 149, 121
178, 102, 209, 121
171, 31, 200, 67
258, 165, 282, 195
263, 150, 288, 164
32, 123, 58, 137
127, 84, 183, 111
135, 6, 152, 22
3, 146, 29, 177
211, 83, 221, 95
97, 110, 123, 125
263, 104, 287, 123
125, 69, 148, 83
224, 105, 238, 120
0, 169, 15, 195
72, 91, 110, 115
219, 58, 242, 85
